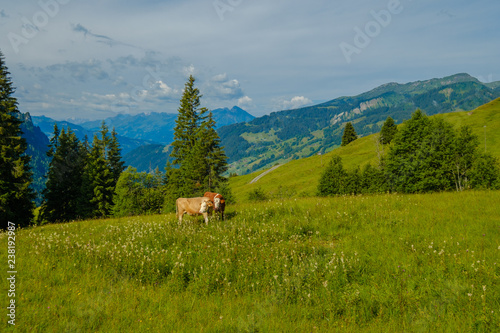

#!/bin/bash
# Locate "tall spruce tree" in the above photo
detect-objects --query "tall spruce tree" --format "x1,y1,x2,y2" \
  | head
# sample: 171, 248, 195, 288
379, 116, 398, 145
0, 51, 34, 228
41, 126, 85, 222
166, 76, 228, 199
193, 112, 228, 192
108, 127, 125, 187
170, 75, 207, 165
341, 122, 357, 146
83, 122, 122, 218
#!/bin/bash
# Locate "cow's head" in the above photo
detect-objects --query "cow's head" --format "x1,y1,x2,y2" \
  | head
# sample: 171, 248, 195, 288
199, 199, 213, 214
214, 197, 221, 210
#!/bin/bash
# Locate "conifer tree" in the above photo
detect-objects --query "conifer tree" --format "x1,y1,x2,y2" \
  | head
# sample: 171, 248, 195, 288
317, 155, 348, 196
0, 51, 34, 228
86, 133, 115, 217
41, 126, 85, 222
82, 122, 123, 218
108, 127, 125, 187
192, 112, 228, 192
170, 75, 207, 165
379, 116, 397, 144
167, 76, 228, 198
341, 122, 357, 146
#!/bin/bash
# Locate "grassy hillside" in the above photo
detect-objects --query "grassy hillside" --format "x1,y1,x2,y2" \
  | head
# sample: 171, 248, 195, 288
2, 191, 499, 331
230, 98, 500, 203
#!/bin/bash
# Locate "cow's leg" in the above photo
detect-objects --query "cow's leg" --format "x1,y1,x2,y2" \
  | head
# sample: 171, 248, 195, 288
203, 212, 209, 225
178, 211, 183, 224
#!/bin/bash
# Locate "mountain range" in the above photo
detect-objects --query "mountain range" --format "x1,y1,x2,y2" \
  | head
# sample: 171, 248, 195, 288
32, 106, 254, 151
219, 73, 500, 175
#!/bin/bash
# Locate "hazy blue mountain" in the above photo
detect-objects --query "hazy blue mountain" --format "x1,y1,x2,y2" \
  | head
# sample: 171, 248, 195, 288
32, 116, 155, 155
78, 106, 255, 144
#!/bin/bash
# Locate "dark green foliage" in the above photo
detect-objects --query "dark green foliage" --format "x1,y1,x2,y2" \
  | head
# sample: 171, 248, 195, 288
41, 121, 125, 222
317, 156, 348, 196
108, 128, 126, 186
0, 52, 35, 228
113, 167, 165, 217
318, 156, 387, 196
341, 122, 357, 146
360, 163, 387, 194
470, 153, 500, 189
83, 123, 123, 218
384, 110, 455, 193
166, 76, 228, 200
451, 125, 478, 191
170, 76, 207, 166
379, 116, 397, 144
41, 126, 86, 222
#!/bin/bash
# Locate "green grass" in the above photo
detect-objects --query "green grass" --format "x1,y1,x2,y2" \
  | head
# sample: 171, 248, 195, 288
230, 98, 500, 203
2, 191, 499, 332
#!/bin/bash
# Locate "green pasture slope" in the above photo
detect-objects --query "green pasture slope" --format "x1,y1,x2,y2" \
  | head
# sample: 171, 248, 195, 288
230, 98, 500, 203
1, 191, 499, 332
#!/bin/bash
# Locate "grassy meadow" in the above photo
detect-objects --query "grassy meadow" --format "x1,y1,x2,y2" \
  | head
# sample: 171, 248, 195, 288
2, 190, 499, 332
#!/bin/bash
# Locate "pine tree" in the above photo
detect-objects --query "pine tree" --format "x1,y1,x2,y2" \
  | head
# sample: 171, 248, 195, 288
193, 112, 228, 192
167, 76, 228, 199
170, 75, 207, 165
78, 122, 124, 218
341, 122, 357, 146
86, 133, 115, 217
0, 51, 35, 228
317, 155, 348, 196
41, 126, 86, 222
379, 116, 397, 144
108, 127, 125, 187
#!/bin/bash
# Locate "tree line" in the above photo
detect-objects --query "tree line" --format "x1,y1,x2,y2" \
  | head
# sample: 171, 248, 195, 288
318, 111, 499, 196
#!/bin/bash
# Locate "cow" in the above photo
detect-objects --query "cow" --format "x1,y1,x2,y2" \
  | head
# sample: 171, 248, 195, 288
176, 197, 213, 224
203, 192, 226, 220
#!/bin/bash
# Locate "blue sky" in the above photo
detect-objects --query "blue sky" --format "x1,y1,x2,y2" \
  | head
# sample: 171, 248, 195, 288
0, 0, 498, 120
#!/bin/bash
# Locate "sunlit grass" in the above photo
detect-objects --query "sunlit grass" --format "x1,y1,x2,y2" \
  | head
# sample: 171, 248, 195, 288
1, 190, 499, 331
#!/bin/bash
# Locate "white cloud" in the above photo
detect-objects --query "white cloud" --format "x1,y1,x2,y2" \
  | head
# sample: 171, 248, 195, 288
237, 95, 253, 107
183, 64, 196, 76
205, 74, 244, 100
212, 73, 228, 82
280, 96, 313, 110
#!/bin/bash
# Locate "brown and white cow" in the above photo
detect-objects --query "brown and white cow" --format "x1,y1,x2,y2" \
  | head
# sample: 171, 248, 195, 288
203, 192, 226, 220
176, 197, 213, 224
